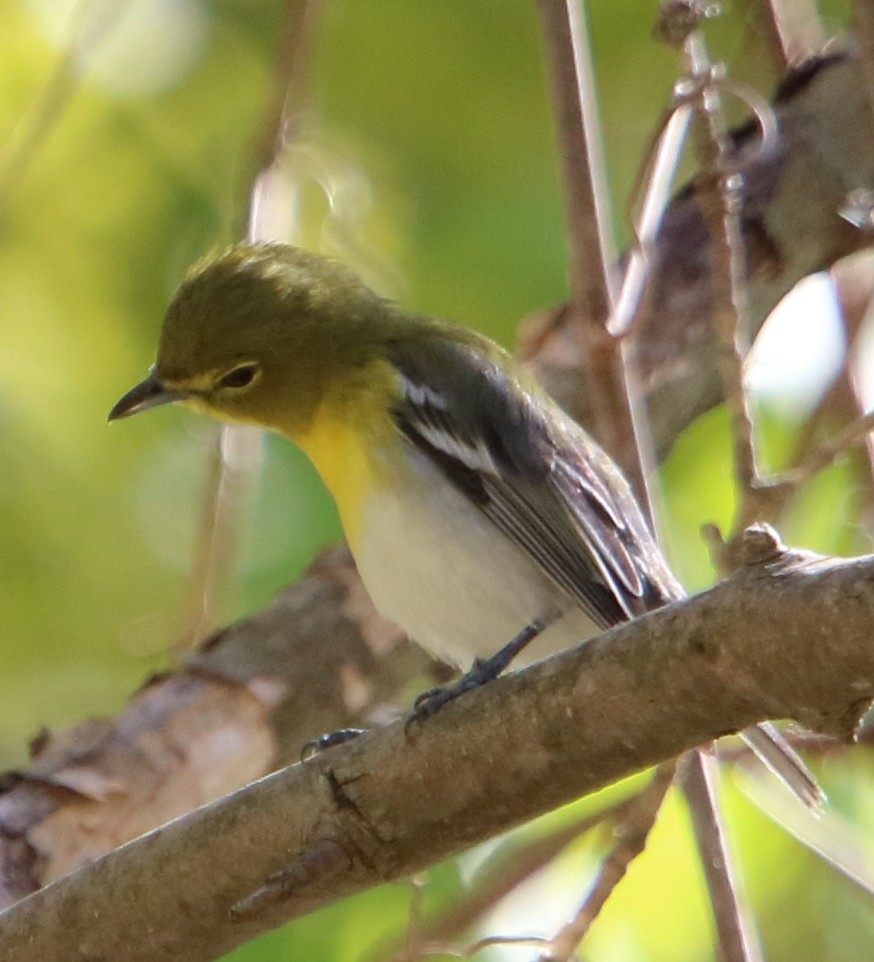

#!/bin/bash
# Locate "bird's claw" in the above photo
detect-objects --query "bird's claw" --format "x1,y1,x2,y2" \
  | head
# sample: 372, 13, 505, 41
300, 727, 367, 760
405, 666, 491, 733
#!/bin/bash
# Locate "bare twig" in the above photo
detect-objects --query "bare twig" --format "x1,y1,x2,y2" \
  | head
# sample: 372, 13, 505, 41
611, 104, 693, 339
682, 751, 762, 962
393, 934, 553, 961
780, 409, 874, 485
534, 0, 652, 508
611, 67, 779, 400
656, 3, 853, 573
377, 798, 634, 962
703, 255, 874, 554
177, 0, 319, 648
177, 425, 264, 649
685, 11, 760, 512
237, 0, 318, 238
659, 15, 773, 960
541, 763, 677, 962
534, 0, 616, 324
704, 400, 874, 545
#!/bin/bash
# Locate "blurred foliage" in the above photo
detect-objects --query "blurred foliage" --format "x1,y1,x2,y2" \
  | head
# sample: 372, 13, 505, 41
0, 0, 871, 960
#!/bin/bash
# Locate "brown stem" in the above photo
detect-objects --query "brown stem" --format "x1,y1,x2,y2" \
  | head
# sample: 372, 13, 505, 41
543, 763, 676, 961
534, 0, 651, 508
682, 751, 762, 962
684, 28, 760, 515
178, 0, 321, 648
376, 801, 631, 962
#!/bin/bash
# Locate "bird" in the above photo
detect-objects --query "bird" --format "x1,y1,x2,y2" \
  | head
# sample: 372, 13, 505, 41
109, 241, 822, 808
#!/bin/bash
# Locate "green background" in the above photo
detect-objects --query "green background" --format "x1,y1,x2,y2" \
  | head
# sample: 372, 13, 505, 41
1, 1, 870, 960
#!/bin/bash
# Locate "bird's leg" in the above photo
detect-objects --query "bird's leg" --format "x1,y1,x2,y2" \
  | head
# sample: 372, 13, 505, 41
409, 609, 561, 725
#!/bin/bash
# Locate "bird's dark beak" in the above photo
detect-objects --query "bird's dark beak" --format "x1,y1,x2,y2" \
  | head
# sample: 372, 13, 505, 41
108, 372, 186, 421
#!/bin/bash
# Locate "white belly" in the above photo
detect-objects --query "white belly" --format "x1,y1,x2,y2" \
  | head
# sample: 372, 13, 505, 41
352, 453, 601, 669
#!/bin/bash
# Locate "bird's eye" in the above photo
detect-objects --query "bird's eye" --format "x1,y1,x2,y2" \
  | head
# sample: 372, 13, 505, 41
217, 363, 260, 391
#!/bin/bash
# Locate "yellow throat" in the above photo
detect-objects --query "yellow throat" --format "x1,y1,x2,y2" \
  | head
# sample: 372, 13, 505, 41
293, 360, 399, 548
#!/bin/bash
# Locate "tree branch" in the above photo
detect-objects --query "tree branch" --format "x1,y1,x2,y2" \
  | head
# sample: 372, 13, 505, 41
2, 531, 873, 962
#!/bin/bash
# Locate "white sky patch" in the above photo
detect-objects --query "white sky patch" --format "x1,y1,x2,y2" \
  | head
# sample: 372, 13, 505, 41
745, 272, 847, 416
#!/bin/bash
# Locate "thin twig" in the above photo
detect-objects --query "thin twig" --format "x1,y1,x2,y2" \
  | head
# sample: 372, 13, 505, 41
397, 934, 553, 961
176, 0, 319, 648
534, 0, 653, 511
781, 409, 874, 485
701, 257, 874, 551
237, 0, 318, 239
534, 0, 616, 323
657, 2, 787, 573
687, 23, 760, 506
682, 751, 762, 962
176, 426, 264, 650
376, 799, 632, 962
540, 763, 677, 962
611, 104, 693, 339
716, 403, 874, 534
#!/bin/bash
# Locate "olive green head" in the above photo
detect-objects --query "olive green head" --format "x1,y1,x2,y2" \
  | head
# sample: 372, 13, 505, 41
109, 243, 395, 435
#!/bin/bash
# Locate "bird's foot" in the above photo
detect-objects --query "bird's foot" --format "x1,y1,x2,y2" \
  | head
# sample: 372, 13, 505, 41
300, 727, 368, 760
406, 613, 559, 732
407, 658, 495, 729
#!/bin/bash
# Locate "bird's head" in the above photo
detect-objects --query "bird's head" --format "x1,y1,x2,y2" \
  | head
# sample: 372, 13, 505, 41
109, 243, 394, 436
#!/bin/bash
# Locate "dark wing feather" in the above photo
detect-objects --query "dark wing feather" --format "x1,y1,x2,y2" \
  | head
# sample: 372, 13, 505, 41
388, 334, 680, 630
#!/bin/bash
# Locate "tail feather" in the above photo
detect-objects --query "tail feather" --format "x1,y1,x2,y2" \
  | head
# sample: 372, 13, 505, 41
741, 722, 825, 811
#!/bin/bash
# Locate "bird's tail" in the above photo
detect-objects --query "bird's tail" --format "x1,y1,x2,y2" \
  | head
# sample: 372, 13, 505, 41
741, 722, 825, 811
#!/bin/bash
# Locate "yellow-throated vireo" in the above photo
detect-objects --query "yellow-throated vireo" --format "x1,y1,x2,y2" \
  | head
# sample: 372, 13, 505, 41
110, 243, 821, 808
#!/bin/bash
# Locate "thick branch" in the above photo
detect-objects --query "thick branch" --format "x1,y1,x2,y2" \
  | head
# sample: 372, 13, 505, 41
2, 540, 873, 962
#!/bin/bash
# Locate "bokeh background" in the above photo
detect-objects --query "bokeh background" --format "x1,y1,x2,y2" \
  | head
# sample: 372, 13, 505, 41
2, 1, 873, 960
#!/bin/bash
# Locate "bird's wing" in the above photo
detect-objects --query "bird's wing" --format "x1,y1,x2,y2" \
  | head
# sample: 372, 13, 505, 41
388, 335, 675, 629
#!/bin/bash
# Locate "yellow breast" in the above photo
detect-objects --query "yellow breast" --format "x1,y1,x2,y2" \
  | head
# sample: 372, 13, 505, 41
295, 363, 399, 548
